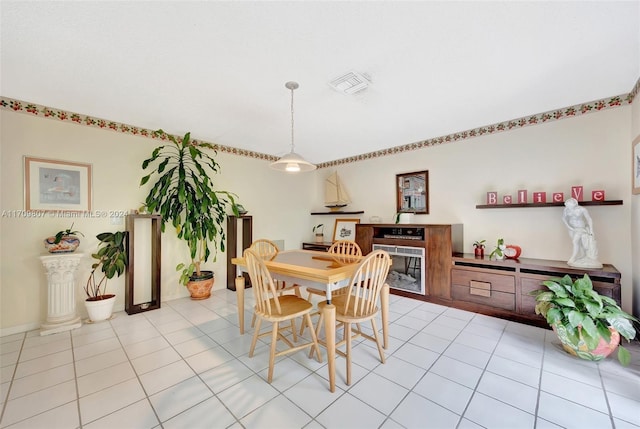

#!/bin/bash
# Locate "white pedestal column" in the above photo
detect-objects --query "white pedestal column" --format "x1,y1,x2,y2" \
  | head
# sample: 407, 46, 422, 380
39, 253, 83, 336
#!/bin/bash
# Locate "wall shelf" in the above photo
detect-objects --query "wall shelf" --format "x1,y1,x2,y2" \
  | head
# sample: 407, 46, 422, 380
310, 210, 364, 215
476, 200, 623, 209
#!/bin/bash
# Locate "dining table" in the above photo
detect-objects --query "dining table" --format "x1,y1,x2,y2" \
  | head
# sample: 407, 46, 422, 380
231, 248, 390, 393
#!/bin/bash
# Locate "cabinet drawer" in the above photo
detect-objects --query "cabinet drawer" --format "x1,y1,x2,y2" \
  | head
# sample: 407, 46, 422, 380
451, 284, 515, 311
451, 269, 515, 294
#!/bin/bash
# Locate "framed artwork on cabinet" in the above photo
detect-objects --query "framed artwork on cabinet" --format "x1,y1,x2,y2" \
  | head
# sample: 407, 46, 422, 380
333, 218, 360, 242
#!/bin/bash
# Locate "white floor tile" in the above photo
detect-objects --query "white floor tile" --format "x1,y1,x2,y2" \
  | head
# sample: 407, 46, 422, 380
1, 380, 77, 427
140, 359, 196, 395
148, 376, 213, 422
476, 371, 538, 414
413, 372, 472, 414
121, 335, 170, 360
464, 392, 535, 429
284, 373, 345, 417
408, 331, 451, 354
393, 342, 439, 369
130, 346, 182, 375
349, 372, 409, 415
2, 400, 79, 429
216, 374, 279, 419
373, 355, 427, 390
241, 394, 313, 429
83, 398, 159, 429
74, 347, 128, 377
9, 363, 75, 399
390, 391, 460, 429
607, 391, 640, 426
79, 378, 146, 424
444, 342, 491, 369
537, 391, 612, 428
317, 391, 387, 429
430, 356, 483, 389
540, 370, 608, 413
200, 358, 254, 394
486, 354, 541, 388
163, 396, 236, 429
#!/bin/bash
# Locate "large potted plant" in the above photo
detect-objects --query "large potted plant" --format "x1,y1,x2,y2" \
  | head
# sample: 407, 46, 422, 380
531, 274, 637, 365
140, 129, 238, 299
85, 231, 127, 322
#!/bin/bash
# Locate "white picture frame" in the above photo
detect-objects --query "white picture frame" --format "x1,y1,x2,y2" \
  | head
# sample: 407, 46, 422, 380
24, 156, 93, 212
333, 218, 360, 242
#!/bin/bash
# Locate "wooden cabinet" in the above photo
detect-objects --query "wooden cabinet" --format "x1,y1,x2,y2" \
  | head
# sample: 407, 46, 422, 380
355, 223, 463, 301
226, 215, 252, 290
451, 254, 621, 327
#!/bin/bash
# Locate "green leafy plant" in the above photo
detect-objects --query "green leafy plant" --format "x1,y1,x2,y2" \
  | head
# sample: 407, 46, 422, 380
531, 274, 638, 365
85, 232, 127, 300
140, 129, 238, 286
473, 239, 486, 249
489, 238, 505, 259
53, 223, 84, 244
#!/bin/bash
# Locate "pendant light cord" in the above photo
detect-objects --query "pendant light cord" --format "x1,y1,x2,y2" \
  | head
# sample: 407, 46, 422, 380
290, 85, 295, 153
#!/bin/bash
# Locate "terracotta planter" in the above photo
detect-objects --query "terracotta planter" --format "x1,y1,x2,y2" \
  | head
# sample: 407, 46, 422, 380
553, 323, 620, 361
187, 271, 215, 300
85, 294, 116, 322
44, 235, 80, 253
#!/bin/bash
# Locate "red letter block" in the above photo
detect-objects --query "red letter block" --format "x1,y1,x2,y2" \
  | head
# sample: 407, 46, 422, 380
552, 192, 564, 203
487, 192, 498, 205
517, 190, 528, 204
592, 190, 605, 201
533, 192, 547, 203
503, 195, 512, 204
571, 186, 584, 201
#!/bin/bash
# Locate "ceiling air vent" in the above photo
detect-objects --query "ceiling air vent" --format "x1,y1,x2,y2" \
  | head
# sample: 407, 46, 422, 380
329, 71, 370, 95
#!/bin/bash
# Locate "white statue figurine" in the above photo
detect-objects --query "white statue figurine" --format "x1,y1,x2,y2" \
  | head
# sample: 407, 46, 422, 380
562, 198, 603, 269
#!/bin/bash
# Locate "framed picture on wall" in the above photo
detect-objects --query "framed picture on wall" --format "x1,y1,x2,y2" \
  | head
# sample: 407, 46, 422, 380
633, 135, 640, 195
333, 218, 360, 242
24, 156, 93, 212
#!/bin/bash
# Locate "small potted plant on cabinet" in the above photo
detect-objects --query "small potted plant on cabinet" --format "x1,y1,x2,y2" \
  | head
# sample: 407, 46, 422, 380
313, 224, 324, 243
84, 231, 127, 322
489, 238, 506, 260
530, 274, 637, 365
473, 240, 486, 258
140, 130, 238, 299
44, 223, 84, 253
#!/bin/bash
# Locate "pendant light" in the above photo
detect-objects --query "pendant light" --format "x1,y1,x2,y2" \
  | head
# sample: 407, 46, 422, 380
270, 81, 316, 173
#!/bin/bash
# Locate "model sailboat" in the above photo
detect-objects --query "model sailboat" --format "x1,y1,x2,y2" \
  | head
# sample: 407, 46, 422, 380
324, 172, 351, 211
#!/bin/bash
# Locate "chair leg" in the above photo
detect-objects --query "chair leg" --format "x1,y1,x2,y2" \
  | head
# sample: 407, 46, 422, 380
309, 310, 325, 358
304, 313, 322, 362
268, 321, 279, 383
290, 318, 297, 342
249, 318, 262, 357
251, 313, 256, 328
370, 318, 386, 364
345, 322, 352, 386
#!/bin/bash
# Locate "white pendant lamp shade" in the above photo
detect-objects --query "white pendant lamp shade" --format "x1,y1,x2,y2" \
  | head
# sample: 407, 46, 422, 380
270, 81, 316, 173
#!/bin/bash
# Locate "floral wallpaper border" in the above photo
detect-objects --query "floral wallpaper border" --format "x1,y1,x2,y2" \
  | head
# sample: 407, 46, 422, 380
2, 77, 638, 168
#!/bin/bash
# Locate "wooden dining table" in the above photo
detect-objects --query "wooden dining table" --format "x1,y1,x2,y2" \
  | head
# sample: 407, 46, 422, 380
231, 249, 390, 393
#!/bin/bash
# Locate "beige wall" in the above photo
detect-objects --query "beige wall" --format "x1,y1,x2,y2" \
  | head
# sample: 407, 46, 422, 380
0, 111, 315, 334
631, 94, 640, 316
0, 102, 636, 334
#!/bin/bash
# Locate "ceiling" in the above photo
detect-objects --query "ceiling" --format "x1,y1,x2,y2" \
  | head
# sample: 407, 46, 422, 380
2, 1, 639, 165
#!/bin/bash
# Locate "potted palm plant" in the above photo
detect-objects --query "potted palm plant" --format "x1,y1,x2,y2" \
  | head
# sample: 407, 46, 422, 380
140, 129, 238, 299
531, 274, 637, 365
85, 231, 127, 322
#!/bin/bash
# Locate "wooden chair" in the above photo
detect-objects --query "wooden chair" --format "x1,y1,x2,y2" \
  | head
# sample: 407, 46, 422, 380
313, 249, 391, 386
249, 239, 300, 328
244, 249, 322, 383
299, 240, 362, 335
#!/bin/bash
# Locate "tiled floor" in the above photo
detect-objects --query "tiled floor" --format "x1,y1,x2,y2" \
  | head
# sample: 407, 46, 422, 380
1, 288, 639, 429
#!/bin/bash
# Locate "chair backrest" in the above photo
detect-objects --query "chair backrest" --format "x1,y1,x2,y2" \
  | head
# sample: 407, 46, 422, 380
340, 250, 391, 318
328, 240, 362, 257
250, 239, 280, 261
244, 249, 282, 316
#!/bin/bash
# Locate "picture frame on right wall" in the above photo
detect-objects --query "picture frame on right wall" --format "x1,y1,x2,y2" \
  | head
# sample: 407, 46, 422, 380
633, 135, 640, 195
